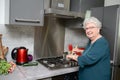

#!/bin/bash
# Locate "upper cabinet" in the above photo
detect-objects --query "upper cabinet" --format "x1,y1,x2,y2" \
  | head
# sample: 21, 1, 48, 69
70, 0, 104, 18
5, 0, 44, 26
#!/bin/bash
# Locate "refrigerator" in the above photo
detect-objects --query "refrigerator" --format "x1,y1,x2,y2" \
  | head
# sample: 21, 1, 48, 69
91, 5, 120, 80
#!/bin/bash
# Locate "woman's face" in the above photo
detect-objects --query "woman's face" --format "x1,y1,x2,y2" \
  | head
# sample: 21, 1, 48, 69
84, 22, 100, 40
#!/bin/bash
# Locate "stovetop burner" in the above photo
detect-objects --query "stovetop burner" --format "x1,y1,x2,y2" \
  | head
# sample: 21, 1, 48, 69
37, 56, 78, 70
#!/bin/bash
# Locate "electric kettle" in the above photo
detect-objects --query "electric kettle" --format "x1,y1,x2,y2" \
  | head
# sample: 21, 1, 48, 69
11, 47, 28, 65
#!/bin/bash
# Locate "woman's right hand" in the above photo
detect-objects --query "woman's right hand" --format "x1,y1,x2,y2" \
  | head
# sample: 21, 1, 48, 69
72, 47, 84, 54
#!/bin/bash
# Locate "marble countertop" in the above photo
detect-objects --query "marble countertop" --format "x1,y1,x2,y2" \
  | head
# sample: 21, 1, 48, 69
0, 63, 79, 80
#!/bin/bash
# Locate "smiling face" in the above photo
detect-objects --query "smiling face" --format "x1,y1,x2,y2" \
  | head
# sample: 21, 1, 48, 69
84, 22, 101, 41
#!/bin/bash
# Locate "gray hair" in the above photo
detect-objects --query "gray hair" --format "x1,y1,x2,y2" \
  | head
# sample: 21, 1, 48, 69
83, 17, 102, 29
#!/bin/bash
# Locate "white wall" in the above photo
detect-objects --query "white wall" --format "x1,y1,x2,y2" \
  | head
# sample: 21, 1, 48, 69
0, 0, 34, 61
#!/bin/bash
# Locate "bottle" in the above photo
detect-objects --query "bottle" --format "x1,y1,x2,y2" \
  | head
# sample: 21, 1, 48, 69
68, 44, 73, 54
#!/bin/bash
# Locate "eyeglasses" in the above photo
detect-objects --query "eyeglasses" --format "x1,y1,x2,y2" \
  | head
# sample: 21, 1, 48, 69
83, 27, 97, 30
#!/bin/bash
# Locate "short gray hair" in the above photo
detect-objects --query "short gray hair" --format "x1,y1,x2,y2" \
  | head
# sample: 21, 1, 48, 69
83, 17, 102, 29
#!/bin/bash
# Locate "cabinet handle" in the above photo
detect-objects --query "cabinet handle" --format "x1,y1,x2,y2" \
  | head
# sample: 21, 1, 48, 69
15, 19, 40, 23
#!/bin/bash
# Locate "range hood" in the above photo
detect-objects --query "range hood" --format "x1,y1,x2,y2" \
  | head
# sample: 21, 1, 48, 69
44, 0, 104, 19
44, 0, 84, 18
45, 8, 83, 18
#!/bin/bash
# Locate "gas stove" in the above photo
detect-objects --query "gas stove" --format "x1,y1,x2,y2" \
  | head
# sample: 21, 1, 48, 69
37, 56, 78, 70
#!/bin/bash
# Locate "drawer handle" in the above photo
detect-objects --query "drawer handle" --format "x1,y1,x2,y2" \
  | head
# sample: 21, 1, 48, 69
15, 19, 40, 23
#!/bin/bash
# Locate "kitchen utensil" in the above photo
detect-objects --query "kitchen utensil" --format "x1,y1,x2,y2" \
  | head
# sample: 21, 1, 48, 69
11, 47, 28, 65
0, 34, 9, 60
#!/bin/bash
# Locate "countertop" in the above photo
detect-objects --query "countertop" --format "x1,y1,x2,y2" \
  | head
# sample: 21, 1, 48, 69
0, 62, 79, 80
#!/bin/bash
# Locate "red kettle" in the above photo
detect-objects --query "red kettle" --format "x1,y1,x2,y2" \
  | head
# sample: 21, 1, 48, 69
11, 47, 28, 65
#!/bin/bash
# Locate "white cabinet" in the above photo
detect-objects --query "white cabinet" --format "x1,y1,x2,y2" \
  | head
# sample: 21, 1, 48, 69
5, 0, 44, 26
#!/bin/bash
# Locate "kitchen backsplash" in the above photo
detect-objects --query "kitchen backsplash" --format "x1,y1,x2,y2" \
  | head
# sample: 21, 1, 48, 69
0, 24, 34, 61
64, 27, 88, 52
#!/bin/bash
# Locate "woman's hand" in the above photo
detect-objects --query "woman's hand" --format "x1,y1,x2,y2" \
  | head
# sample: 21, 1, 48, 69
66, 54, 79, 61
72, 47, 84, 54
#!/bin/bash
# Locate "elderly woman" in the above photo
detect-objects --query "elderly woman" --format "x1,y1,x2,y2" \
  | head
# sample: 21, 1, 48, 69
67, 17, 111, 80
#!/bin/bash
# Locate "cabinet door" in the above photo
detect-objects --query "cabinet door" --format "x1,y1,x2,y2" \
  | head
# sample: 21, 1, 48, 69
91, 7, 104, 22
9, 0, 44, 26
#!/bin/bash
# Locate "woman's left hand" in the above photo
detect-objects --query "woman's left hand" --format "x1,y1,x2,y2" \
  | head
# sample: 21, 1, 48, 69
66, 54, 79, 61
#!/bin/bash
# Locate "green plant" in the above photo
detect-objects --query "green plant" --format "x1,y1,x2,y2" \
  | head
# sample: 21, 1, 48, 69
0, 59, 11, 75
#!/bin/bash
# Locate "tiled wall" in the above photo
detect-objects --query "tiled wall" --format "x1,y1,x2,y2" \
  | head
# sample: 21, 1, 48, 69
0, 25, 34, 61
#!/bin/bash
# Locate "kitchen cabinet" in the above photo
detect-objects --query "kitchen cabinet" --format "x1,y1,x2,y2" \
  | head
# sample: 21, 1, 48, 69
52, 72, 78, 80
5, 0, 44, 26
70, 0, 104, 17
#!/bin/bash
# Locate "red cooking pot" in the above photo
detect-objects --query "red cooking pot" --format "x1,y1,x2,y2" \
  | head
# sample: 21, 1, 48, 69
11, 47, 28, 65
